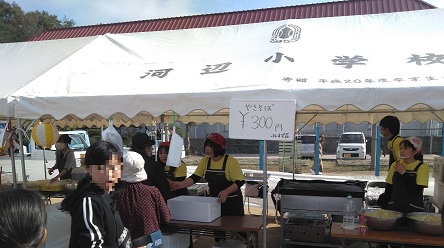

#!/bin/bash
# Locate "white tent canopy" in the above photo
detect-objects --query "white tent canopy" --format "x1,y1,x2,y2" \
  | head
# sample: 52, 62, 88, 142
0, 37, 97, 118
1, 8, 444, 126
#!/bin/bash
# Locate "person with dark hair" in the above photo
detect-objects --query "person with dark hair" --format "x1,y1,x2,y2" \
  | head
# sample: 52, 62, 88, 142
378, 137, 429, 248
60, 141, 132, 248
115, 151, 171, 247
0, 188, 47, 248
378, 115, 403, 209
386, 137, 429, 215
48, 134, 76, 183
380, 115, 403, 168
131, 132, 171, 201
170, 133, 245, 241
157, 141, 189, 197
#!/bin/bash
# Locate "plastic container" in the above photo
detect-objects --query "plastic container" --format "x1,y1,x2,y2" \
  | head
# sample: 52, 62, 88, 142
342, 194, 355, 229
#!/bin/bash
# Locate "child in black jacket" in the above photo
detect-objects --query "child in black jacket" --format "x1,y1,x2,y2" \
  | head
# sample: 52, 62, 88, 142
61, 141, 132, 248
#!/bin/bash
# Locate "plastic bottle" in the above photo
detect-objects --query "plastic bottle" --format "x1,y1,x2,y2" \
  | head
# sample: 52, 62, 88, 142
359, 207, 367, 234
343, 194, 355, 230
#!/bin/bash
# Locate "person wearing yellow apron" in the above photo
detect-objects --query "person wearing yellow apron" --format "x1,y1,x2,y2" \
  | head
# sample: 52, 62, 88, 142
170, 133, 246, 241
386, 137, 429, 215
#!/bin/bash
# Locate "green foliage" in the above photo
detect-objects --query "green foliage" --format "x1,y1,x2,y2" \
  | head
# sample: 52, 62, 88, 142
0, 1, 76, 43
174, 126, 184, 138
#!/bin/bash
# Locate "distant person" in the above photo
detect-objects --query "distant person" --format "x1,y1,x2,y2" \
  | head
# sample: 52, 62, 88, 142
0, 188, 47, 248
115, 151, 171, 247
170, 133, 246, 242
131, 132, 172, 201
310, 134, 324, 175
378, 115, 403, 209
48, 134, 76, 183
157, 141, 189, 197
60, 141, 132, 247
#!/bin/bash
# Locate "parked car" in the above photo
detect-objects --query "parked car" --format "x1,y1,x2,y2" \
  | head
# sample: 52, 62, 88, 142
336, 132, 367, 160
296, 134, 316, 159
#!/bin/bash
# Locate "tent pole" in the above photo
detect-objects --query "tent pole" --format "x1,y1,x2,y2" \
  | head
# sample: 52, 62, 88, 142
441, 124, 444, 156
43, 148, 47, 180
259, 141, 264, 170
7, 119, 18, 188
292, 138, 296, 179
375, 125, 381, 177
262, 140, 267, 248
370, 124, 376, 171
172, 111, 176, 133
17, 119, 27, 189
314, 126, 320, 175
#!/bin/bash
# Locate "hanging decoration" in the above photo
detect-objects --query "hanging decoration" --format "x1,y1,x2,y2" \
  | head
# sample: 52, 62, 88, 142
31, 123, 59, 148
31, 123, 59, 179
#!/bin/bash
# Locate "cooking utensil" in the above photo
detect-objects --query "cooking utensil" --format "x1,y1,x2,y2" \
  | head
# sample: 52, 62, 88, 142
407, 212, 443, 236
365, 209, 403, 231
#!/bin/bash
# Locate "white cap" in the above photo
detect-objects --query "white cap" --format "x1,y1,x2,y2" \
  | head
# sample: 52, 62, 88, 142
405, 136, 422, 151
121, 151, 147, 183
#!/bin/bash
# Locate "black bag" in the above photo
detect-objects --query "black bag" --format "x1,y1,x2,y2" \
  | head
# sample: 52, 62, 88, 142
270, 178, 286, 215
257, 185, 269, 199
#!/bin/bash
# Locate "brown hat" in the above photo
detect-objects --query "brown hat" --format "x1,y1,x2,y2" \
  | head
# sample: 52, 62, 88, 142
131, 133, 155, 149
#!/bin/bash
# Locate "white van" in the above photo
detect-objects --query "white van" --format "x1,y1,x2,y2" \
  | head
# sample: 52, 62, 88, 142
336, 132, 367, 160
30, 130, 90, 166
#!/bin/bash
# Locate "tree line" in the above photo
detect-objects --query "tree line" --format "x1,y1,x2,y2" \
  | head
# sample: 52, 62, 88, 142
0, 0, 75, 43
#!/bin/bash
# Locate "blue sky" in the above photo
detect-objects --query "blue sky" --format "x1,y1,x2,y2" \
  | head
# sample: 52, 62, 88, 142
8, 0, 444, 27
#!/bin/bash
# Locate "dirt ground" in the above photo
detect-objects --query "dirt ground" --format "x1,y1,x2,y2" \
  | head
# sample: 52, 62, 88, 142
182, 154, 390, 177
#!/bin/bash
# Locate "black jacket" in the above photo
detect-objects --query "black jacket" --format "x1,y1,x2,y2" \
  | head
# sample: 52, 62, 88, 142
61, 176, 132, 248
140, 154, 172, 202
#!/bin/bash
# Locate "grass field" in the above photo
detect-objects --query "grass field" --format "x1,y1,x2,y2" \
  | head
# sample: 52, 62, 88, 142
183, 155, 436, 177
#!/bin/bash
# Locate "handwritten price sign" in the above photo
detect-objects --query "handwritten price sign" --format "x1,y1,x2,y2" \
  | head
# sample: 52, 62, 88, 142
229, 99, 296, 141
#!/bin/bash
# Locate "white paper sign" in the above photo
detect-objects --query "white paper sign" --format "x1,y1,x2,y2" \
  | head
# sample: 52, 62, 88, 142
229, 99, 296, 141
0, 120, 8, 147
166, 133, 183, 167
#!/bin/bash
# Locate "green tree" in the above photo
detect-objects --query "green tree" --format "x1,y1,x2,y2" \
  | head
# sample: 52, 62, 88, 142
0, 0, 75, 43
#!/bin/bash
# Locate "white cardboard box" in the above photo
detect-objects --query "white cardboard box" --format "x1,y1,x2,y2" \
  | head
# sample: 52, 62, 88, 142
167, 195, 221, 222
433, 157, 444, 180
162, 233, 190, 248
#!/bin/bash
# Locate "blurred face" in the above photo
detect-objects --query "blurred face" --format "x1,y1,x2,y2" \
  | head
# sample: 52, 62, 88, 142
145, 146, 153, 157
204, 145, 214, 157
55, 142, 67, 150
87, 153, 121, 193
379, 126, 388, 137
158, 148, 168, 163
399, 143, 417, 160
